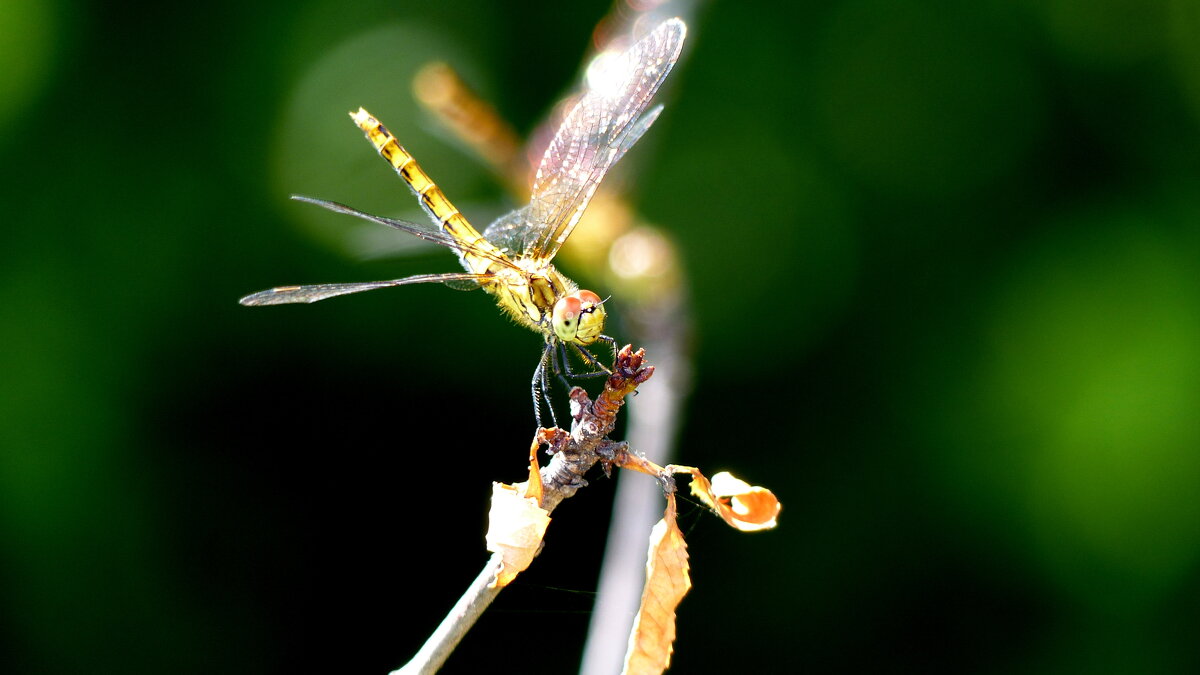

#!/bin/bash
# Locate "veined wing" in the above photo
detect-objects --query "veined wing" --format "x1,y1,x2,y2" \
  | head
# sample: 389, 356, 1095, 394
480, 103, 664, 255
239, 272, 489, 306
521, 17, 685, 262
293, 195, 520, 273
481, 205, 534, 257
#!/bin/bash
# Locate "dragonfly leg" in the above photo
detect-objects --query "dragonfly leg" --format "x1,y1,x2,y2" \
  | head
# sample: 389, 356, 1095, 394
598, 334, 619, 364
542, 353, 559, 429
551, 343, 569, 391
531, 344, 549, 429
531, 342, 559, 429
534, 340, 616, 429
567, 343, 613, 378
530, 362, 543, 429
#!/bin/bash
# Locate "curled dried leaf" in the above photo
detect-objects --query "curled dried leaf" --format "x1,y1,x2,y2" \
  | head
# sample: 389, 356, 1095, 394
622, 494, 691, 675
687, 469, 781, 532
524, 434, 544, 506
485, 482, 551, 588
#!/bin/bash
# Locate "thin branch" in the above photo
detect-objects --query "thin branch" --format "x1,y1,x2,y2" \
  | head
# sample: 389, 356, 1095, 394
389, 555, 506, 675
393, 346, 654, 674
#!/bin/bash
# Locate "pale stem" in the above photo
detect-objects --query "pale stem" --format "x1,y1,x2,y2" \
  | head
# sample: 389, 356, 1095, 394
390, 554, 505, 675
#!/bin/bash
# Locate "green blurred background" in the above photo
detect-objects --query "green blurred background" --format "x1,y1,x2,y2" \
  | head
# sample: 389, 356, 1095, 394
3, 0, 1200, 672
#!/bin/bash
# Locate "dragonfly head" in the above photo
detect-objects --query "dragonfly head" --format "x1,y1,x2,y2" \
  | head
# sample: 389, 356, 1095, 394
552, 289, 606, 345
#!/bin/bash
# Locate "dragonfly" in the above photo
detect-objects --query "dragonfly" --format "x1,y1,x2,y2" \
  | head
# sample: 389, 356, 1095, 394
240, 17, 686, 427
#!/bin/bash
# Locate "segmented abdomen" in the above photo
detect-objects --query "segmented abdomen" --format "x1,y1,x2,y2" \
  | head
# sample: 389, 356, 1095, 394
350, 107, 495, 275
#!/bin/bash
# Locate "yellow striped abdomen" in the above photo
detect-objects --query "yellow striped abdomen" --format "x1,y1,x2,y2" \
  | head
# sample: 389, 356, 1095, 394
350, 107, 572, 337
350, 107, 497, 276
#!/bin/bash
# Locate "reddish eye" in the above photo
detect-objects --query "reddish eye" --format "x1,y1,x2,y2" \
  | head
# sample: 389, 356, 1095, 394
554, 296, 581, 323
553, 290, 606, 343
576, 290, 601, 307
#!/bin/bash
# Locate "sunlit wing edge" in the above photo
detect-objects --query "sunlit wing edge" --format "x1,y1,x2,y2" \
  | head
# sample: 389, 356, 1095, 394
238, 272, 489, 306
526, 18, 686, 261
536, 103, 664, 261
612, 104, 662, 166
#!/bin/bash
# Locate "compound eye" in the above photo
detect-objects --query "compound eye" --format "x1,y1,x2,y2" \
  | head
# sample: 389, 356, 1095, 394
552, 296, 583, 341
576, 290, 602, 310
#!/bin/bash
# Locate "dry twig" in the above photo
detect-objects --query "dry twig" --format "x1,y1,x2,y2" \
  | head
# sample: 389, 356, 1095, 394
392, 345, 654, 675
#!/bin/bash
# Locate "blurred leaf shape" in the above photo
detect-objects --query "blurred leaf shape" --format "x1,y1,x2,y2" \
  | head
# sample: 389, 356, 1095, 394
813, 0, 1043, 198
0, 0, 58, 138
1168, 0, 1200, 127
903, 197, 1200, 612
657, 131, 858, 368
985, 214, 1200, 605
1032, 0, 1170, 65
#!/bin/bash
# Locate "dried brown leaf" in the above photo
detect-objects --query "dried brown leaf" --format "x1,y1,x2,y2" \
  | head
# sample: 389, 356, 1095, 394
484, 481, 550, 588
621, 494, 691, 675
524, 434, 544, 506
687, 469, 781, 532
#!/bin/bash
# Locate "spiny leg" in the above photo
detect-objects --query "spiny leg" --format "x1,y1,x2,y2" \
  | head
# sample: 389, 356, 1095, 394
541, 349, 558, 429
536, 339, 618, 428
555, 342, 573, 390
531, 346, 546, 428
531, 342, 559, 429
597, 334, 619, 364
565, 343, 613, 378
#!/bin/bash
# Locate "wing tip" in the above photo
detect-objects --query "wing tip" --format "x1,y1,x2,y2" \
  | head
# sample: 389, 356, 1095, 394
238, 292, 273, 306
239, 286, 309, 306
660, 17, 687, 42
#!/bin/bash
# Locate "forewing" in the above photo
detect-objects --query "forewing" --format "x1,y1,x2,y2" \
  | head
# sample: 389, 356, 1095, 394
524, 18, 685, 261
239, 272, 487, 306
481, 205, 535, 255
611, 104, 663, 167
484, 106, 662, 256
292, 195, 519, 272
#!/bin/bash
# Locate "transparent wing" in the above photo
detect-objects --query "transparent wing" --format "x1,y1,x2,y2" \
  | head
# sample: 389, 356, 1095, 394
522, 17, 685, 262
481, 205, 534, 255
239, 272, 487, 306
481, 105, 662, 254
611, 103, 663, 167
292, 195, 520, 273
